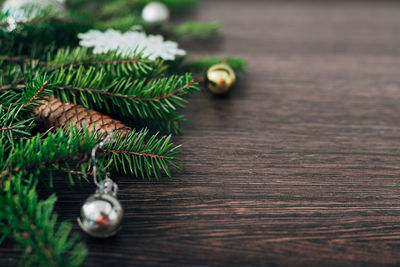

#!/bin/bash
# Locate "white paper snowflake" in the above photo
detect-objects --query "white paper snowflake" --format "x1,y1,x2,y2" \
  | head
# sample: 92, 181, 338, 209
2, 0, 65, 11
2, 0, 65, 31
1, 6, 30, 32
78, 29, 186, 61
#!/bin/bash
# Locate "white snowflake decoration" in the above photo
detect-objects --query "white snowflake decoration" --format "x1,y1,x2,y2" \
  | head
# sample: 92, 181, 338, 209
78, 29, 186, 61
1, 7, 29, 32
2, 0, 65, 32
2, 0, 65, 11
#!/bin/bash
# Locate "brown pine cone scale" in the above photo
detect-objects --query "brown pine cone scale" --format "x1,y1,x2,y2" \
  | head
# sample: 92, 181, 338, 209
34, 96, 131, 136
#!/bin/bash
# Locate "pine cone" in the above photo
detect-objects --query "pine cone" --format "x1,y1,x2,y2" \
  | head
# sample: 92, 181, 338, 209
34, 96, 131, 136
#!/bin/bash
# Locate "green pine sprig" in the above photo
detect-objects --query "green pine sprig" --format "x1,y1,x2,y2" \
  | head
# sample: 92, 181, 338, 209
172, 21, 221, 39
99, 0, 198, 19
46, 47, 163, 78
48, 69, 199, 132
105, 129, 181, 179
0, 127, 101, 187
0, 173, 87, 267
185, 57, 248, 74
0, 105, 35, 147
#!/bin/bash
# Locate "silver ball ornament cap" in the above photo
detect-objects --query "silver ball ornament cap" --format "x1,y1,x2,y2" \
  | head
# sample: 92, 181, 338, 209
78, 192, 123, 238
142, 2, 170, 23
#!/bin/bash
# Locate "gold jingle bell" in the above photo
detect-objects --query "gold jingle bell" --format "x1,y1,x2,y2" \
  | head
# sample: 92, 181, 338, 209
206, 63, 236, 95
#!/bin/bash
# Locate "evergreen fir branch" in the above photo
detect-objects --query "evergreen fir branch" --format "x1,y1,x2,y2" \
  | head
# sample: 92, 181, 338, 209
0, 86, 41, 128
0, 10, 91, 52
100, 0, 198, 18
0, 74, 53, 113
0, 4, 54, 20
1, 74, 51, 108
0, 173, 87, 267
185, 57, 248, 73
0, 37, 60, 62
0, 105, 35, 147
0, 47, 164, 79
173, 21, 221, 38
104, 129, 181, 179
149, 113, 183, 134
46, 68, 198, 131
0, 127, 101, 186
0, 16, 77, 28
55, 165, 93, 177
22, 77, 51, 107
46, 47, 160, 76
0, 89, 22, 110
56, 76, 194, 101
98, 17, 221, 39
72, 58, 142, 66
0, 4, 85, 28
0, 63, 25, 88
0, 123, 181, 182
0, 56, 48, 66
0, 82, 25, 91
97, 15, 145, 32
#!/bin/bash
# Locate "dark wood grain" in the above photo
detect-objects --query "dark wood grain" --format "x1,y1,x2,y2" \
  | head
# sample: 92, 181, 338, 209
3, 0, 400, 266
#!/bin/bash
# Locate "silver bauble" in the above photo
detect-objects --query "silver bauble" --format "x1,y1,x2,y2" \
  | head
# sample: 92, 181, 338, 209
141, 2, 170, 23
78, 193, 123, 238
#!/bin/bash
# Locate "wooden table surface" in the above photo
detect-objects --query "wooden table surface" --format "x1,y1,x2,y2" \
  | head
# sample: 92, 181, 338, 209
3, 0, 400, 266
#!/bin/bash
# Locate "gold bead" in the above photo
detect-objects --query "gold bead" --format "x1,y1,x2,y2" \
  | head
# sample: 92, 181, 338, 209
206, 63, 236, 95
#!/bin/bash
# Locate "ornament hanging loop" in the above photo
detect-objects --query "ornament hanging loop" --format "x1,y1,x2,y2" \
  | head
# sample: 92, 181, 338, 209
78, 132, 123, 238
91, 132, 114, 188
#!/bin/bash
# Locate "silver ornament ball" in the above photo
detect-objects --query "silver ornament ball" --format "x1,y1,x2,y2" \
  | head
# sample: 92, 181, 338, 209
142, 2, 170, 23
78, 193, 123, 238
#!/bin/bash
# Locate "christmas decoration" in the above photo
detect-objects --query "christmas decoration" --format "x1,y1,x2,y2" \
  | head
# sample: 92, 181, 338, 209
3, 0, 65, 11
78, 183, 123, 238
142, 2, 170, 23
78, 29, 186, 60
78, 134, 123, 238
2, 3, 39, 32
4, 16, 16, 31
34, 96, 131, 136
206, 63, 236, 95
0, 1, 246, 266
